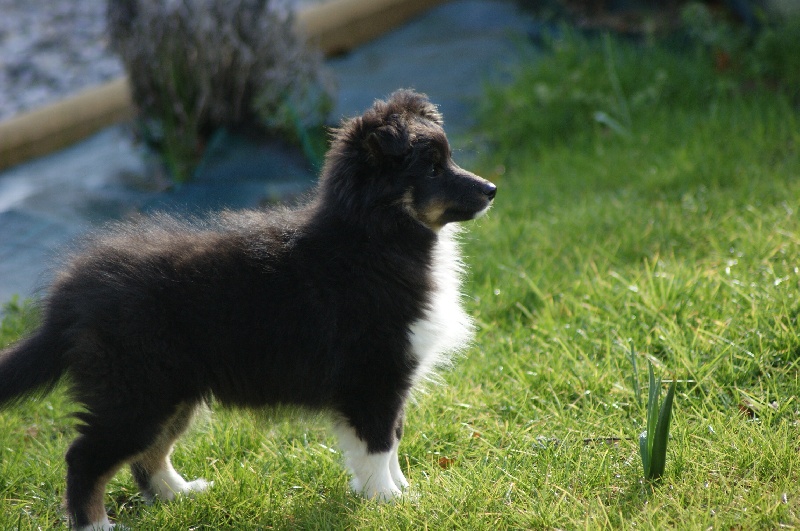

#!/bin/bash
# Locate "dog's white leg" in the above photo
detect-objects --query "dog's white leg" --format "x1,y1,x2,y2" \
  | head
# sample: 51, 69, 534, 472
334, 423, 402, 501
76, 515, 114, 531
389, 442, 409, 490
130, 404, 209, 502
148, 455, 210, 501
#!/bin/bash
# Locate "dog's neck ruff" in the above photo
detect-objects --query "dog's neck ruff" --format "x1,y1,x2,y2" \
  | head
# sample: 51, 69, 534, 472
407, 224, 473, 386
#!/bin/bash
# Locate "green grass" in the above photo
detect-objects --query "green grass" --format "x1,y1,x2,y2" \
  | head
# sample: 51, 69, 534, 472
2, 31, 800, 529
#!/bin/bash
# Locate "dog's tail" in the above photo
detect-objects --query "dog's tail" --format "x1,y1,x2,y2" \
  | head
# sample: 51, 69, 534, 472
0, 328, 66, 408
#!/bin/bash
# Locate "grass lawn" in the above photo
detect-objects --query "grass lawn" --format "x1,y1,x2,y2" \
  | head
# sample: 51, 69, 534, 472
2, 28, 800, 529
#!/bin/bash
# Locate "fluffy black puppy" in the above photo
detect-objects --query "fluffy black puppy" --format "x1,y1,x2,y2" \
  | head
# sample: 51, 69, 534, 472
0, 90, 496, 530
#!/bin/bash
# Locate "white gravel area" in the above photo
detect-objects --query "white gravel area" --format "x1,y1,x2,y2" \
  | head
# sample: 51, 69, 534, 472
0, 0, 324, 122
0, 1, 123, 121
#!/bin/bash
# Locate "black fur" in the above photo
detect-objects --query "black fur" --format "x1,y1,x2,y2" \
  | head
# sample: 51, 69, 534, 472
0, 90, 496, 528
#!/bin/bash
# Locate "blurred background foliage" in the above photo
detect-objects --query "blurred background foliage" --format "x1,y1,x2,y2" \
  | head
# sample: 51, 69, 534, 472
107, 0, 334, 183
484, 0, 800, 162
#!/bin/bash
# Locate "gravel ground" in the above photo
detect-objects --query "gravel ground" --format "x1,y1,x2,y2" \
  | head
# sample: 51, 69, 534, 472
0, 0, 322, 121
0, 0, 123, 121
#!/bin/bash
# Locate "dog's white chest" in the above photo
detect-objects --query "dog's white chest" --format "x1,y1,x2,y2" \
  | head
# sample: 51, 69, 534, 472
407, 226, 473, 385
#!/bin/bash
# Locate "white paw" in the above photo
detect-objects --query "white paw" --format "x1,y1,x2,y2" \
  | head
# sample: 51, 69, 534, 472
77, 516, 114, 531
389, 451, 410, 490
390, 467, 410, 491
150, 468, 211, 501
352, 475, 403, 502
183, 478, 212, 495
349, 453, 404, 502
333, 423, 407, 502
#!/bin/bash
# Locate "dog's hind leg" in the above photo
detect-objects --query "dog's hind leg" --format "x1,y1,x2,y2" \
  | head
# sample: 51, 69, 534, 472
65, 410, 175, 530
129, 402, 210, 502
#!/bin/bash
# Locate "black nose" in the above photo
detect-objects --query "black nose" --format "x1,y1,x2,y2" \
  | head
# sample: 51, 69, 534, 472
483, 182, 497, 200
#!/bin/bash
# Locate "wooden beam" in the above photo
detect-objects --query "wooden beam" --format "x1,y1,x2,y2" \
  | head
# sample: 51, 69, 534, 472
297, 0, 447, 57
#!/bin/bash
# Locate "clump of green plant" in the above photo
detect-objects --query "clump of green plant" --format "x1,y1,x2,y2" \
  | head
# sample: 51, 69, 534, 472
630, 349, 676, 482
108, 0, 335, 182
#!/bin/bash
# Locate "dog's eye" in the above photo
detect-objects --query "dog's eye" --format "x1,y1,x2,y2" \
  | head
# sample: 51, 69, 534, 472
429, 163, 442, 176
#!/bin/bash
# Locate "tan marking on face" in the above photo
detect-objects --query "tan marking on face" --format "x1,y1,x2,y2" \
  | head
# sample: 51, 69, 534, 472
398, 189, 448, 232
418, 201, 448, 231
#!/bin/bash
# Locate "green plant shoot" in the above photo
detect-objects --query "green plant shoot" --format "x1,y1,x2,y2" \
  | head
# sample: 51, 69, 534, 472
639, 361, 676, 481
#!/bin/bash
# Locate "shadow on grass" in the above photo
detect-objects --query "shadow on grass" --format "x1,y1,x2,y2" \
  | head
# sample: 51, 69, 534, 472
279, 492, 360, 531
609, 478, 668, 525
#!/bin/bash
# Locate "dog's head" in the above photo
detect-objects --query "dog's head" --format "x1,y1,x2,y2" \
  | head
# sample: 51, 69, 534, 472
320, 90, 496, 232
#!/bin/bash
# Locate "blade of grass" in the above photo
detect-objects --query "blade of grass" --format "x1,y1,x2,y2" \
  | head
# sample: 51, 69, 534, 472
629, 344, 642, 408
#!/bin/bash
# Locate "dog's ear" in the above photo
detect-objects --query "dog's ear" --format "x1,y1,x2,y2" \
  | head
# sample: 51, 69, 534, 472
364, 121, 409, 164
388, 89, 443, 126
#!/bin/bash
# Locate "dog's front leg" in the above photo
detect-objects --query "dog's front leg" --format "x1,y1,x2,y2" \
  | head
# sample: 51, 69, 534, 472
333, 406, 407, 501
388, 409, 409, 490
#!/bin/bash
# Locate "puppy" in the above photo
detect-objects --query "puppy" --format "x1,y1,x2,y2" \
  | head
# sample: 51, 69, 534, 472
0, 89, 496, 530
